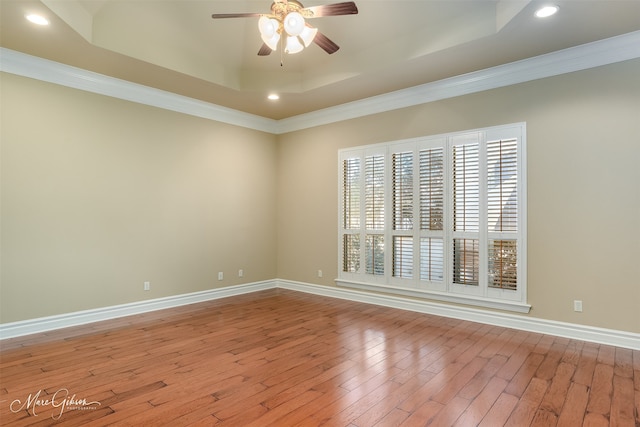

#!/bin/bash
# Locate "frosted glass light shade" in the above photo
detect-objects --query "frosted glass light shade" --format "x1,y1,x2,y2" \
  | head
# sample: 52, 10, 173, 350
258, 16, 279, 38
261, 32, 281, 50
284, 12, 305, 36
285, 36, 304, 54
299, 26, 318, 47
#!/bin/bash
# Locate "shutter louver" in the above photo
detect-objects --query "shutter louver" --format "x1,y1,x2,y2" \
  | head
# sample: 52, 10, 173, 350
488, 239, 517, 290
343, 158, 361, 229
365, 155, 385, 231
453, 143, 479, 232
453, 238, 479, 285
365, 235, 384, 275
487, 139, 518, 232
343, 234, 360, 273
393, 236, 413, 278
393, 151, 413, 231
420, 238, 443, 281
419, 148, 444, 231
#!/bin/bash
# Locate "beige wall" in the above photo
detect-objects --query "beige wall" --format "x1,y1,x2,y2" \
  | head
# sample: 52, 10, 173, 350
2, 59, 639, 334
277, 59, 640, 333
1, 73, 277, 323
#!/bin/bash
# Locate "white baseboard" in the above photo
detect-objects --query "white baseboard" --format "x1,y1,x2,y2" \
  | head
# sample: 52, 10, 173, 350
0, 281, 275, 340
1, 279, 638, 350
277, 280, 640, 351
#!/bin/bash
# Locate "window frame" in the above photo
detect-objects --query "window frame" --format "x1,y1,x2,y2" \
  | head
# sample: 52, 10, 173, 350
337, 123, 529, 313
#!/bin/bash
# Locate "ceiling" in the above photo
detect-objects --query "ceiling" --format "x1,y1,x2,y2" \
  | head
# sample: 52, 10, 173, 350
2, 0, 639, 120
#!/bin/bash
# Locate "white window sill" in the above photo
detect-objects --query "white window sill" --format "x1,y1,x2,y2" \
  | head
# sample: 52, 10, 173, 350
336, 279, 531, 314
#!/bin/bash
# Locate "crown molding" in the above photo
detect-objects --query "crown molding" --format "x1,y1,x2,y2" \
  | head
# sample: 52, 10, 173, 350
277, 30, 640, 133
2, 31, 639, 134
0, 48, 279, 134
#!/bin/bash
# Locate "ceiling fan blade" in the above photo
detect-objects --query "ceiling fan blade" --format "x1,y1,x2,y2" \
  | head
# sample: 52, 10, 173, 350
211, 13, 263, 19
258, 43, 272, 56
314, 32, 340, 54
302, 2, 358, 18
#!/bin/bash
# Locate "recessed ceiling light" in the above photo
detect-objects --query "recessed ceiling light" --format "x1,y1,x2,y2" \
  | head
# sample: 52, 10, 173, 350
26, 14, 49, 26
535, 5, 559, 18
267, 94, 280, 101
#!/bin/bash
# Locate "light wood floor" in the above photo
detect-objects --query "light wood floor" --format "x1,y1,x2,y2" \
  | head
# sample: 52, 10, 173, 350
1, 289, 638, 426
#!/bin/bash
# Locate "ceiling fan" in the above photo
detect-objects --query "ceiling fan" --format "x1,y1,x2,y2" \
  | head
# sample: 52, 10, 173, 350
211, 1, 358, 57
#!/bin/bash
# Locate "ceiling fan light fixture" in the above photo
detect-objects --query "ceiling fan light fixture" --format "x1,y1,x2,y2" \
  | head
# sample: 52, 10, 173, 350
212, 1, 359, 58
284, 12, 305, 36
261, 32, 281, 51
299, 25, 318, 47
258, 16, 279, 38
285, 36, 304, 54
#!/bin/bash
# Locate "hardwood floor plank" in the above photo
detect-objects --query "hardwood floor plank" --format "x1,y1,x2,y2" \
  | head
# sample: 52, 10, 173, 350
538, 361, 576, 416
478, 392, 519, 427
497, 339, 538, 382
587, 363, 614, 417
610, 374, 636, 427
431, 356, 488, 404
453, 376, 508, 426
530, 407, 558, 427
504, 376, 549, 427
572, 344, 598, 387
428, 395, 471, 426
457, 354, 508, 400
503, 352, 545, 397
583, 412, 610, 427
372, 407, 410, 426
398, 400, 443, 427
634, 350, 640, 426
1, 289, 637, 426
535, 342, 569, 381
556, 382, 589, 427
614, 347, 634, 378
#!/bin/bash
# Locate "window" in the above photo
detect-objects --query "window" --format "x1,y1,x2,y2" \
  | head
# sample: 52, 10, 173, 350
338, 123, 529, 312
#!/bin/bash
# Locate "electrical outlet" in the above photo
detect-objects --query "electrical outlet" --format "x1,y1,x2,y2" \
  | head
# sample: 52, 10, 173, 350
144, 281, 150, 291
574, 300, 583, 312
218, 272, 224, 281
317, 270, 323, 278
238, 269, 244, 278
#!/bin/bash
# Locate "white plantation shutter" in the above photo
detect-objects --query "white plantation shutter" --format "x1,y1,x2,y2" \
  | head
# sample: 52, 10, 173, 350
419, 148, 444, 231
341, 157, 361, 274
487, 138, 518, 233
343, 234, 360, 273
343, 158, 361, 230
452, 140, 480, 233
418, 145, 445, 284
453, 238, 479, 285
488, 239, 517, 290
365, 154, 385, 276
487, 137, 519, 290
392, 151, 413, 231
452, 136, 480, 287
420, 237, 443, 281
365, 235, 384, 275
393, 236, 413, 278
365, 154, 385, 231
338, 124, 527, 311
392, 151, 414, 279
